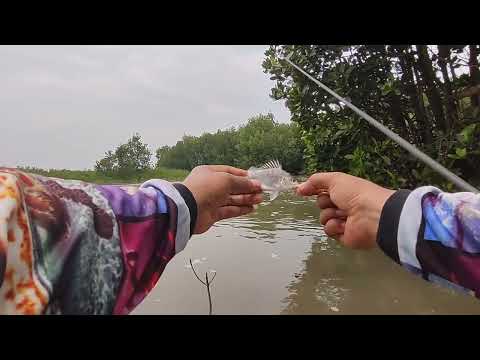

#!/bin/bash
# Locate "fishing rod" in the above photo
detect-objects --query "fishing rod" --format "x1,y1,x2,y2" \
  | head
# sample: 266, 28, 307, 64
282, 52, 479, 193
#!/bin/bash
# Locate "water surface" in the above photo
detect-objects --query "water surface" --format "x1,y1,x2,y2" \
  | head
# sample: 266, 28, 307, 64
134, 193, 480, 314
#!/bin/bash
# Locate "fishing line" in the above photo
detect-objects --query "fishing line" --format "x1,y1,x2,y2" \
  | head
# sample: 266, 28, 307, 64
282, 52, 479, 193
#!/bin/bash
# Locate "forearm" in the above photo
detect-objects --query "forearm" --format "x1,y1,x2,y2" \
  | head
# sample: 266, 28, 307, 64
377, 186, 480, 298
100, 179, 197, 314
0, 168, 197, 314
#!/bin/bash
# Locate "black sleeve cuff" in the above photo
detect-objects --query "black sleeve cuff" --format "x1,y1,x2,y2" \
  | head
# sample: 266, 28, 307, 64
172, 183, 198, 238
376, 189, 411, 265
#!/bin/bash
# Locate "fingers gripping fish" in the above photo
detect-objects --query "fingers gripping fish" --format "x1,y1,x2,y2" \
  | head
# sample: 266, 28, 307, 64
247, 160, 299, 201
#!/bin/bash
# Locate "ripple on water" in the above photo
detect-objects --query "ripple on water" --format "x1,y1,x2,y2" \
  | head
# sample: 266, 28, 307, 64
211, 194, 324, 247
314, 278, 349, 313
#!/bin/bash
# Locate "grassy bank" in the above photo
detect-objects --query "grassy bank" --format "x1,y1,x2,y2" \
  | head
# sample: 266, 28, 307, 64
19, 167, 189, 184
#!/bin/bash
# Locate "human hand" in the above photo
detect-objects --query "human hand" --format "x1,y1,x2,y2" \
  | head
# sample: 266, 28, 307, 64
296, 172, 395, 249
182, 165, 263, 234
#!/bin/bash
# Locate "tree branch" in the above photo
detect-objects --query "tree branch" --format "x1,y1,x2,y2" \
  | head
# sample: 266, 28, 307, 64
189, 259, 207, 286
189, 258, 216, 315
205, 273, 213, 315
209, 272, 217, 284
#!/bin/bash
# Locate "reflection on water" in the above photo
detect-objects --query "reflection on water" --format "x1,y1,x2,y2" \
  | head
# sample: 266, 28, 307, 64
134, 192, 480, 315
214, 198, 320, 243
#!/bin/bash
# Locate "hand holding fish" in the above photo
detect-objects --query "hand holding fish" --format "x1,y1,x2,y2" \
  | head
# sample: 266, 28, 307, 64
182, 165, 263, 234
297, 172, 395, 249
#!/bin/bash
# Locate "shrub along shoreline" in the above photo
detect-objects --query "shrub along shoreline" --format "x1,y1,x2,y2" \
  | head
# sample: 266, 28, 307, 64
18, 166, 189, 184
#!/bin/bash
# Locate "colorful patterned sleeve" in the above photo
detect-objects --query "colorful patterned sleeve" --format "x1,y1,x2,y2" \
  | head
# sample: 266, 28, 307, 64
377, 186, 480, 298
0, 168, 197, 315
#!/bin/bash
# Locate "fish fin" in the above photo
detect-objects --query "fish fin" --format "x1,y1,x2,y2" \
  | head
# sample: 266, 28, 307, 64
260, 159, 282, 170
269, 191, 279, 201
260, 161, 271, 169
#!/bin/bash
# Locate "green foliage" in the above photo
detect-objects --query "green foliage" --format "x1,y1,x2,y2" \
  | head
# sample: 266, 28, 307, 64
263, 45, 480, 190
94, 150, 116, 176
21, 133, 188, 185
19, 166, 188, 184
156, 114, 305, 174
95, 133, 152, 180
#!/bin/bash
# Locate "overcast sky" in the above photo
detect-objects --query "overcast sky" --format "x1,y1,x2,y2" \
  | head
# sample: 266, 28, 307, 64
0, 45, 290, 169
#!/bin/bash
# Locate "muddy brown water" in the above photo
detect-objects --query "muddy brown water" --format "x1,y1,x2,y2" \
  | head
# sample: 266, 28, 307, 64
133, 192, 480, 315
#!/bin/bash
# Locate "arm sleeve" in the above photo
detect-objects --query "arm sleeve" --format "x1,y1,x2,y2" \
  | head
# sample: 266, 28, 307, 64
0, 168, 197, 315
377, 185, 480, 298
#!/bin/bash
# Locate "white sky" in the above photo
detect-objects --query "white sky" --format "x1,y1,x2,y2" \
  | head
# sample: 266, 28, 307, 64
0, 45, 291, 169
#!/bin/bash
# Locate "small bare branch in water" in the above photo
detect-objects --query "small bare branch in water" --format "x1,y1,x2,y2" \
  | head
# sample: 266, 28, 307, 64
189, 259, 207, 286
205, 273, 213, 315
209, 272, 217, 283
189, 258, 216, 315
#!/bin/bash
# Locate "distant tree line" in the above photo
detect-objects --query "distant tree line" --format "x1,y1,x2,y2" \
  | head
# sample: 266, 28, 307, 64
155, 114, 305, 174
91, 132, 187, 182
92, 114, 305, 182
95, 133, 152, 179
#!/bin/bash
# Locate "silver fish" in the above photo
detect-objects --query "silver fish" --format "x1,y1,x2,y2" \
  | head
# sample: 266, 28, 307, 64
247, 160, 299, 201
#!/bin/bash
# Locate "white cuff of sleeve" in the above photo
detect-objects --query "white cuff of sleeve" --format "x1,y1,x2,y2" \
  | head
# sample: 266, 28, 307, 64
397, 186, 441, 269
140, 179, 191, 254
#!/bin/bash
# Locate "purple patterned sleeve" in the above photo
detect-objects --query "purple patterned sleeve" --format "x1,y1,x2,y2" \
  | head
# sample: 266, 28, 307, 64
0, 168, 193, 315
97, 180, 193, 315
377, 186, 480, 298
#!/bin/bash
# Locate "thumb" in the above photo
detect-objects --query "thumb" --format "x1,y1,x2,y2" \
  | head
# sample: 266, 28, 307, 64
296, 172, 341, 196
